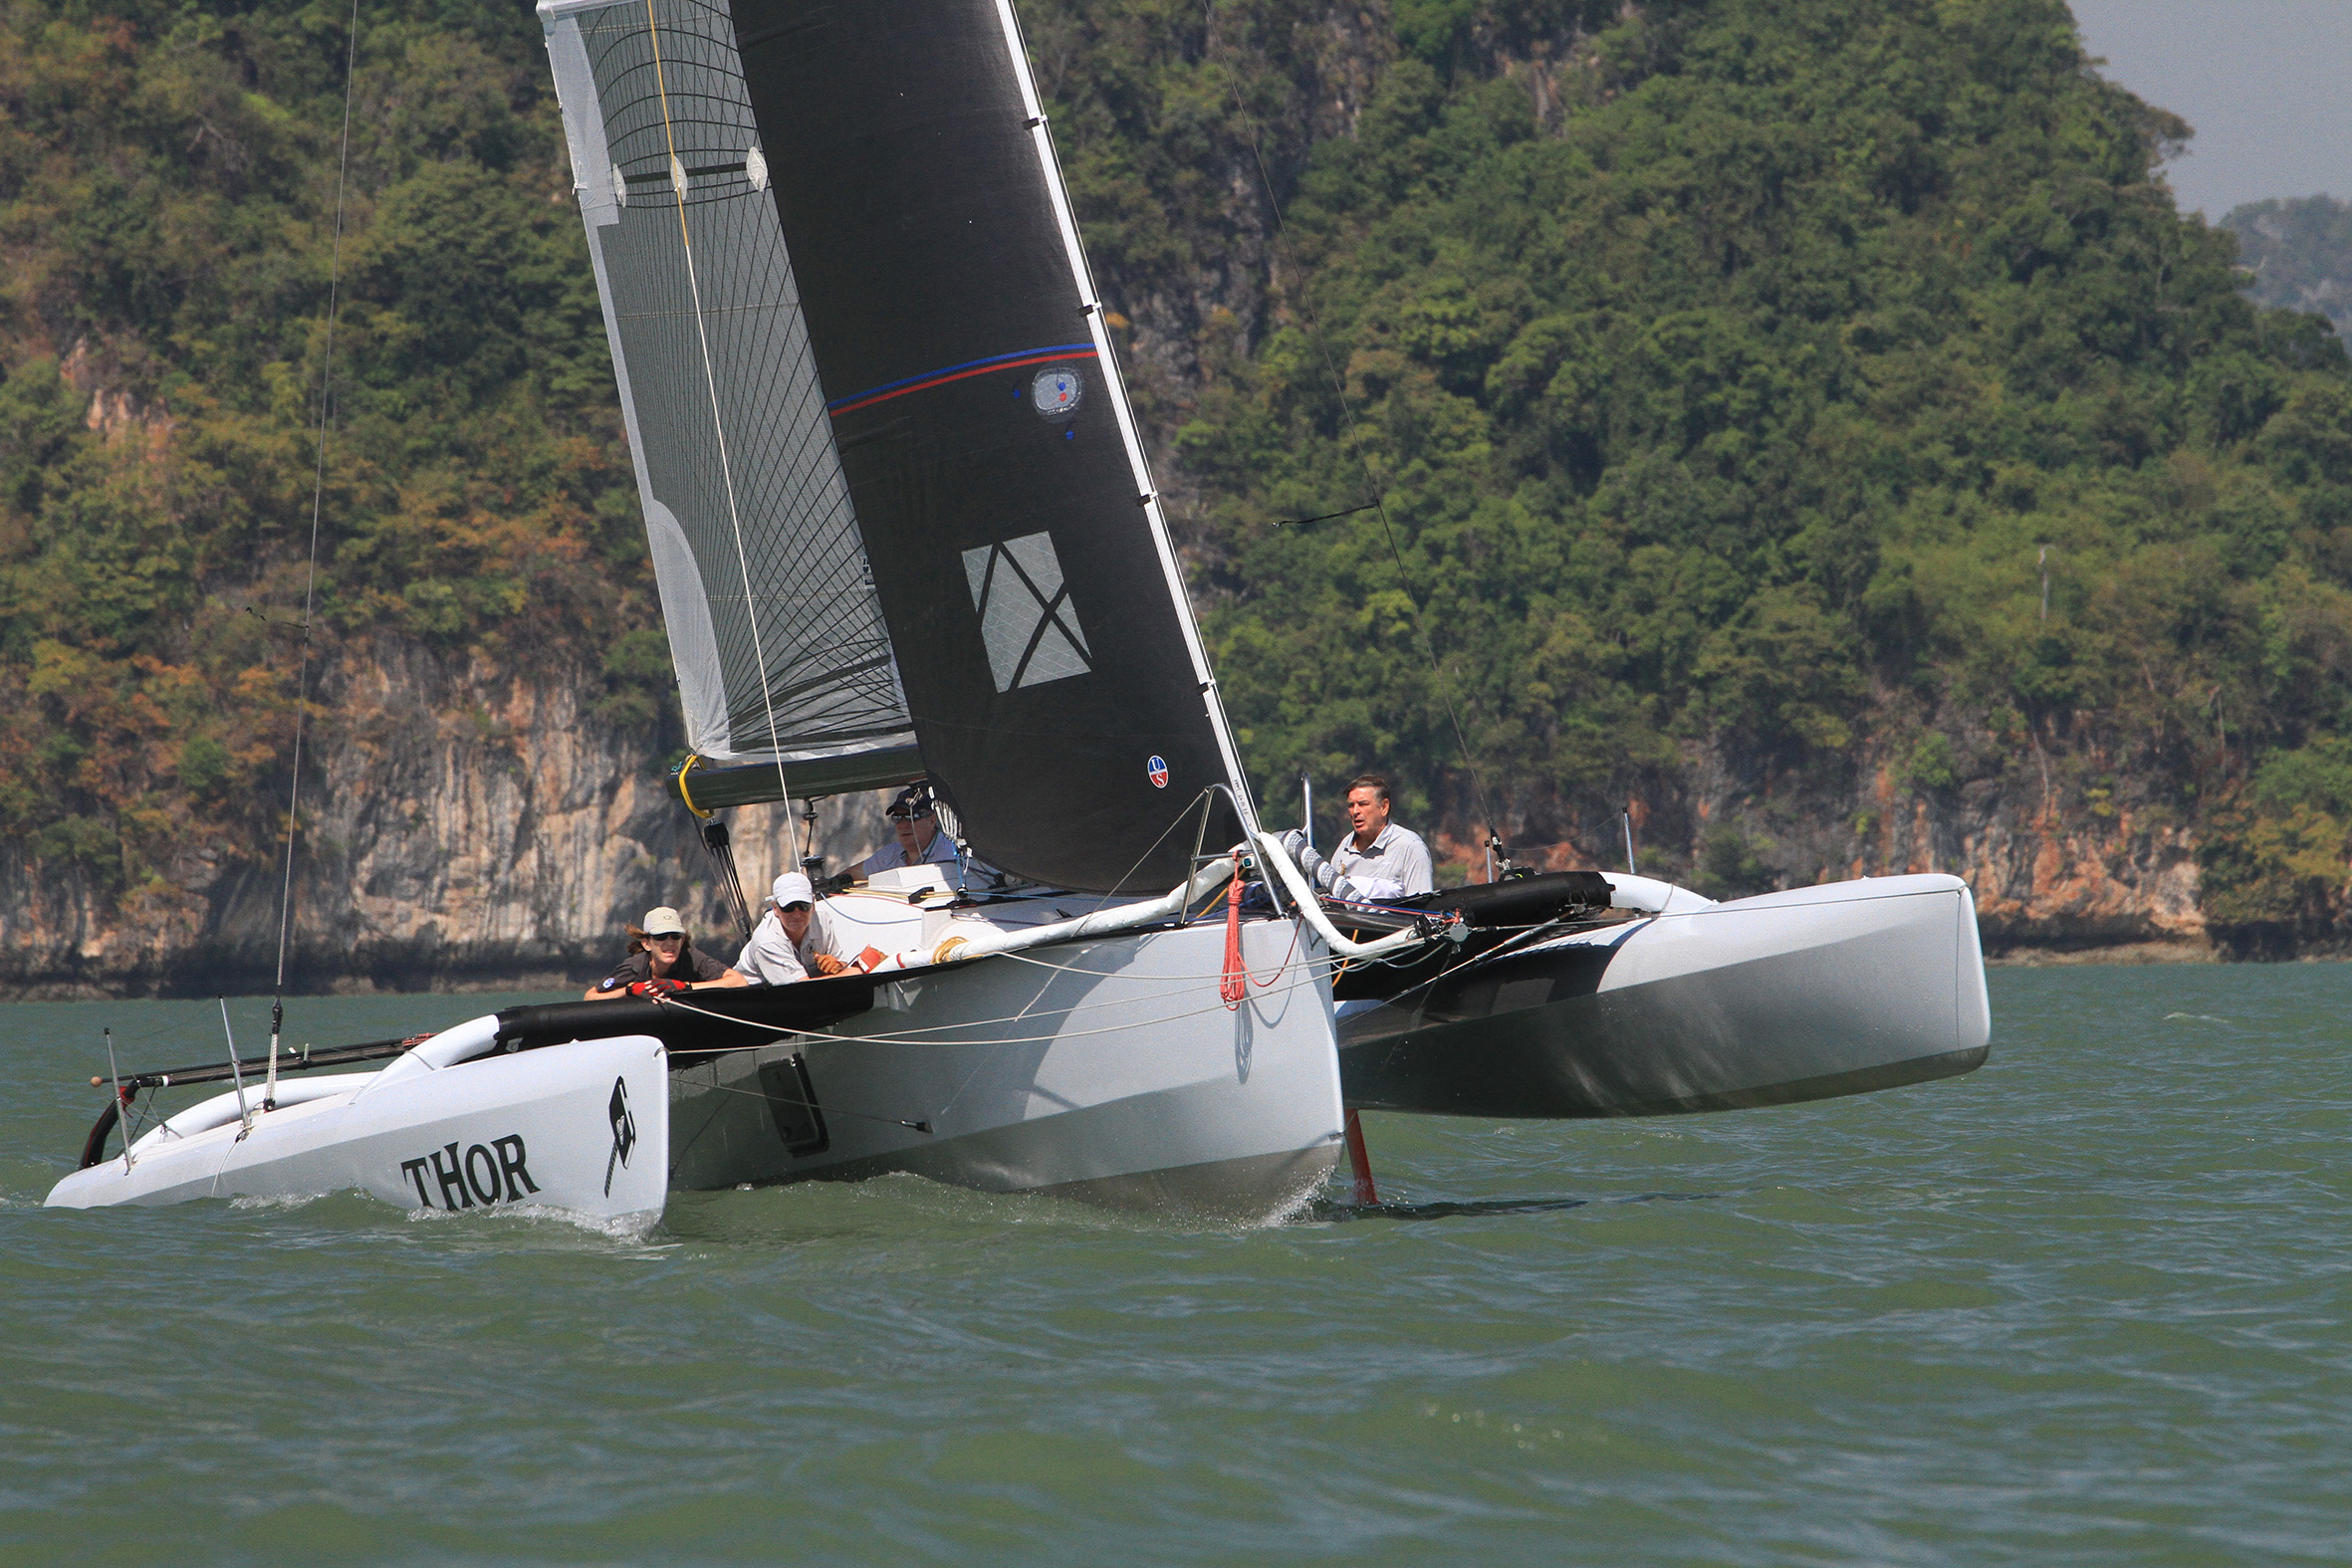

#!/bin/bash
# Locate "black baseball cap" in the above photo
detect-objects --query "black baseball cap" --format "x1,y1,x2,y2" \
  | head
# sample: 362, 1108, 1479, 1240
886, 784, 936, 819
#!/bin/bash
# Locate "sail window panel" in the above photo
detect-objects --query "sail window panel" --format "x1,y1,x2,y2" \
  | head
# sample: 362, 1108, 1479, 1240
563, 0, 911, 765
961, 533, 1093, 694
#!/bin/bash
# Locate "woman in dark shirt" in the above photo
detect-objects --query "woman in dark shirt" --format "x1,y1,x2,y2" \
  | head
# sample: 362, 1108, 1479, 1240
585, 905, 748, 1001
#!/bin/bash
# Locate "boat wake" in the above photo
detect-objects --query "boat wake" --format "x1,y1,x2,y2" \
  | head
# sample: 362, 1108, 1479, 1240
222, 1187, 669, 1243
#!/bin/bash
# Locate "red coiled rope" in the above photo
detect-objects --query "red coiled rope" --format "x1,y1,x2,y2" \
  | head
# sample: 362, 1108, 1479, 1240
1220, 852, 1247, 1009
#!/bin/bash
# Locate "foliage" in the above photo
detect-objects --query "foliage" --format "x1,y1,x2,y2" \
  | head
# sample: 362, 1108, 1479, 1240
0, 0, 644, 891
11, 0, 2352, 942
1041, 0, 2352, 913
2223, 194, 2352, 343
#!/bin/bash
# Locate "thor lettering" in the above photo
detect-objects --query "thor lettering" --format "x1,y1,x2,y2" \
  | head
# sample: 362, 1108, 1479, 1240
398, 1133, 540, 1211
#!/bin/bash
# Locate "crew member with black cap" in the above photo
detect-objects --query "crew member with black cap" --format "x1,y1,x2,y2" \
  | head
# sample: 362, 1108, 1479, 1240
737, 872, 849, 985
584, 906, 747, 1001
859, 784, 963, 880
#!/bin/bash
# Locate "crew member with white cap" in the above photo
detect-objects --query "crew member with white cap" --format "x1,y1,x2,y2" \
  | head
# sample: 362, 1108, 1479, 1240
736, 872, 850, 986
584, 906, 747, 1001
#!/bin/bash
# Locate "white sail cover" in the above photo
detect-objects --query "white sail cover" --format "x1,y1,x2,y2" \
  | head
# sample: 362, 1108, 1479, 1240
542, 0, 914, 780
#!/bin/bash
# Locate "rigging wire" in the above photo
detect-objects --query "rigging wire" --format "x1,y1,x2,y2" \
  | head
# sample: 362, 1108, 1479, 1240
641, 0, 799, 843
269, 0, 362, 1084
1200, 3, 1508, 856
1271, 501, 1379, 529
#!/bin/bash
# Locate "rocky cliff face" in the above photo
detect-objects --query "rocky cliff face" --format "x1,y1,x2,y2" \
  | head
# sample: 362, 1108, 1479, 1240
10, 634, 2203, 1001
1, 634, 886, 1000
1434, 753, 2213, 964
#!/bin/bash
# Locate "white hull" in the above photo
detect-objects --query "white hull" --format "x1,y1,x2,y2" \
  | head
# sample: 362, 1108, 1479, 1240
669, 918, 1342, 1222
47, 1030, 670, 1226
1339, 873, 1991, 1117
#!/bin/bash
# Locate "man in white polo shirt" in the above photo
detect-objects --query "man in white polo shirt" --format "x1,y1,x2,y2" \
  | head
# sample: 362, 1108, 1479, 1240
1282, 773, 1435, 902
736, 872, 849, 985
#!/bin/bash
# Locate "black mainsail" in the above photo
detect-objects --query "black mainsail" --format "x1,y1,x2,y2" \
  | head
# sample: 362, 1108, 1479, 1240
542, 0, 1254, 892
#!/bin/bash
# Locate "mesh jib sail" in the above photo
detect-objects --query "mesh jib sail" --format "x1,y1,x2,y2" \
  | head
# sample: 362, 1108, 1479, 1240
545, 0, 912, 784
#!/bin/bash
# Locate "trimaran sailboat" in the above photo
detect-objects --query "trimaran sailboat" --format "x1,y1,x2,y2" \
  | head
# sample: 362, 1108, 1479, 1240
47, 0, 1990, 1225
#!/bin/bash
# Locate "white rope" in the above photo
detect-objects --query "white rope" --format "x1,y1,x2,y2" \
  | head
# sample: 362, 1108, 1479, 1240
1250, 831, 1434, 961
641, 0, 794, 812
661, 947, 1336, 1039
994, 945, 1337, 987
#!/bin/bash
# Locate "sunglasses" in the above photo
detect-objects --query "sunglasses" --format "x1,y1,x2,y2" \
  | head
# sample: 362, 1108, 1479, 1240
649, 933, 685, 943
781, 901, 813, 913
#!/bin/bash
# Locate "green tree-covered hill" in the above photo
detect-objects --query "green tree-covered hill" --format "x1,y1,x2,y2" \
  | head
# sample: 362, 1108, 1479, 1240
1038, 0, 2352, 942
5, 0, 2352, 954
0, 0, 658, 909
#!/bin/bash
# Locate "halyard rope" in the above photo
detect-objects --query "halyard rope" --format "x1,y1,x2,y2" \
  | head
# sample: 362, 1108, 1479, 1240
1201, 3, 1505, 847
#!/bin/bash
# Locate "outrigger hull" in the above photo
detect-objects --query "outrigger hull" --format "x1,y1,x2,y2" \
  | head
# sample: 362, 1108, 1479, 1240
1336, 874, 1991, 1119
46, 1031, 671, 1225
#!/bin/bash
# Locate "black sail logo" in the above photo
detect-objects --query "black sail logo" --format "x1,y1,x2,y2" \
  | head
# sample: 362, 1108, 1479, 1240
604, 1076, 637, 1197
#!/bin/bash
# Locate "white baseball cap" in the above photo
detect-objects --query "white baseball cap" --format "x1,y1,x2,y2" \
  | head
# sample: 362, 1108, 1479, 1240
770, 872, 815, 909
641, 906, 686, 937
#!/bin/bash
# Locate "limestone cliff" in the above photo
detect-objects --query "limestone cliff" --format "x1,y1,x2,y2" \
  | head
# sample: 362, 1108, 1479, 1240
0, 635, 885, 1000
1436, 752, 2214, 965
1, 624, 2220, 1000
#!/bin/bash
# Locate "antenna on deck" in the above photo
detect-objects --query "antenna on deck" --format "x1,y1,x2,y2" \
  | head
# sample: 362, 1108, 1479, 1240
1622, 810, 1637, 877
220, 1000, 253, 1140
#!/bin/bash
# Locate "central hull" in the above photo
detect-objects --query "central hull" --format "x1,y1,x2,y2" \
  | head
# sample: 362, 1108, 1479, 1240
667, 919, 1342, 1222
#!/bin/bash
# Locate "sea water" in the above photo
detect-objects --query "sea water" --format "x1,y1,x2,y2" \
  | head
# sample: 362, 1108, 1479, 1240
3, 968, 2349, 1565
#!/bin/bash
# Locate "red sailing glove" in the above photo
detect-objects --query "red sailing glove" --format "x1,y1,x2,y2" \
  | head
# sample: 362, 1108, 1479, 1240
627, 978, 687, 998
